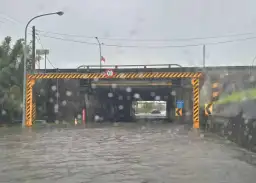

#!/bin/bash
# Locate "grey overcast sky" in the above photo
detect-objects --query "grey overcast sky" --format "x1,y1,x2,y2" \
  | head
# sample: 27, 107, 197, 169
1, 0, 256, 68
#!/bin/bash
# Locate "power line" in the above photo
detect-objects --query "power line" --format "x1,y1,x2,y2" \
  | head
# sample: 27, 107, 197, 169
35, 35, 56, 68
2, 13, 256, 43
37, 29, 256, 42
38, 33, 256, 49
0, 14, 33, 29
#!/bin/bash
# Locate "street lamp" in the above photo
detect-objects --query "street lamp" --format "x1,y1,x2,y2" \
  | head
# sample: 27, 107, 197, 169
22, 11, 64, 127
95, 37, 102, 71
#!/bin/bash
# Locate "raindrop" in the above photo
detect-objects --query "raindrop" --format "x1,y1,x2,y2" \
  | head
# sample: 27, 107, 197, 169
54, 104, 59, 113
66, 91, 72, 96
126, 87, 132, 92
10, 94, 15, 100
62, 100, 67, 106
77, 114, 82, 119
252, 121, 256, 128
54, 104, 59, 109
40, 88, 45, 94
91, 83, 96, 89
108, 92, 113, 98
111, 83, 117, 89
150, 92, 155, 97
185, 111, 191, 116
248, 135, 252, 140
55, 120, 59, 124
171, 91, 176, 96
138, 73, 144, 78
49, 98, 54, 103
134, 93, 140, 99
155, 96, 160, 101
1, 110, 6, 115
244, 119, 249, 124
118, 96, 123, 100
93, 78, 99, 82
118, 105, 124, 110
127, 96, 131, 100
94, 115, 100, 121
221, 129, 225, 136
249, 75, 255, 82
119, 73, 126, 79
244, 131, 248, 136
51, 85, 57, 91
228, 131, 232, 136
38, 106, 43, 111
55, 92, 60, 97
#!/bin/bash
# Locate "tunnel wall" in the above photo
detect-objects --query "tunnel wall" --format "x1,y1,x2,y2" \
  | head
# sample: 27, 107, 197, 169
35, 79, 82, 122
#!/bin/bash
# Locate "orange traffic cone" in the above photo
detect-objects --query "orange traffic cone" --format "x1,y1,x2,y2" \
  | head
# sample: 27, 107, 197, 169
74, 118, 78, 125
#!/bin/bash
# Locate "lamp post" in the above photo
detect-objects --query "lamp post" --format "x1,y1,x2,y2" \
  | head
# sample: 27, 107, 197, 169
22, 11, 64, 127
95, 37, 102, 71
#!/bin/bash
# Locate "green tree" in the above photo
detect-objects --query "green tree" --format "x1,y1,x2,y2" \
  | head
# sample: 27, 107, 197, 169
0, 36, 32, 123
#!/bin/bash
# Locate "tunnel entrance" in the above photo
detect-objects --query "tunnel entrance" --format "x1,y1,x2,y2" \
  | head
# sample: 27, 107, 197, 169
134, 101, 167, 120
26, 71, 202, 128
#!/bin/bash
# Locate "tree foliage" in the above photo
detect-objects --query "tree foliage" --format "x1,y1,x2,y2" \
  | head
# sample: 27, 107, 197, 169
0, 36, 32, 123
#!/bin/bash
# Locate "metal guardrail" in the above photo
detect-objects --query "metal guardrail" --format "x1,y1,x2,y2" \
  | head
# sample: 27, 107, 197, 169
76, 64, 182, 70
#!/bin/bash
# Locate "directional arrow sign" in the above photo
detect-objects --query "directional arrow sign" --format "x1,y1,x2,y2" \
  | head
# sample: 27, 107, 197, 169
205, 103, 213, 116
175, 108, 182, 117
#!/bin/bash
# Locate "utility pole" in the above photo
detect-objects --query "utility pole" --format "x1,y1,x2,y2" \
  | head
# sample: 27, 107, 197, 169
203, 44, 206, 68
95, 37, 102, 71
36, 49, 49, 73
32, 26, 36, 72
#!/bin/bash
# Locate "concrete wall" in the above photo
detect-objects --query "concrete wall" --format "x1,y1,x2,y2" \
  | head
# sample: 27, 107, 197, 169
206, 100, 256, 153
35, 79, 81, 122
201, 71, 256, 153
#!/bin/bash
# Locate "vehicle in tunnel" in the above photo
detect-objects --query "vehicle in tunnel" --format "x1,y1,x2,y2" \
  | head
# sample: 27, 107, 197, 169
151, 109, 161, 114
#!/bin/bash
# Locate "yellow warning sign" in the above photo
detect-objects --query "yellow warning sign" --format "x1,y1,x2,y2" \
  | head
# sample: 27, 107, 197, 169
205, 103, 213, 116
175, 108, 182, 116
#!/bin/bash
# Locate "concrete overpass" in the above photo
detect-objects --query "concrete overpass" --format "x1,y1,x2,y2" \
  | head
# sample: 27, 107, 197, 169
32, 64, 256, 124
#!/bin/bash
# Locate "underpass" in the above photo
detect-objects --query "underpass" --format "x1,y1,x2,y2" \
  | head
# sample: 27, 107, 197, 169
6, 64, 255, 182
31, 65, 200, 127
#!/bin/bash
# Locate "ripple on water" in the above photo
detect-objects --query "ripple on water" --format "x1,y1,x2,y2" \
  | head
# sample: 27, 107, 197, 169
0, 124, 255, 183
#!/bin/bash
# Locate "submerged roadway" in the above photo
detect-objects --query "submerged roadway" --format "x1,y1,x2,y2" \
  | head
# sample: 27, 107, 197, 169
0, 122, 255, 183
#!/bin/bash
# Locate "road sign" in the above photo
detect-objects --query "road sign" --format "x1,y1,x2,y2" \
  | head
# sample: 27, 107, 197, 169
175, 108, 182, 116
36, 49, 49, 55
205, 103, 213, 116
105, 69, 114, 77
176, 100, 184, 109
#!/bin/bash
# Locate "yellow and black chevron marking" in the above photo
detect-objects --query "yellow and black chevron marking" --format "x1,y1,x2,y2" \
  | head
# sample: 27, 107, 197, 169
25, 79, 35, 127
32, 102, 36, 123
27, 72, 202, 80
192, 78, 200, 129
25, 80, 33, 127
212, 82, 220, 102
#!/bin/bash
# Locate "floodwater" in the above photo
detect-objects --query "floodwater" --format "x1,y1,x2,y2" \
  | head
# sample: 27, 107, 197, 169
0, 123, 256, 183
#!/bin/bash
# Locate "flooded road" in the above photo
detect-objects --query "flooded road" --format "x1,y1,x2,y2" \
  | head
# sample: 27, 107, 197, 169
0, 123, 256, 183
